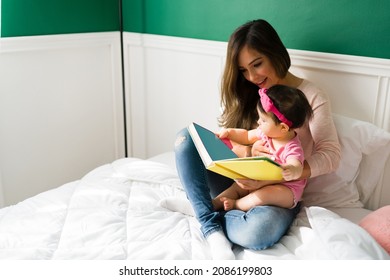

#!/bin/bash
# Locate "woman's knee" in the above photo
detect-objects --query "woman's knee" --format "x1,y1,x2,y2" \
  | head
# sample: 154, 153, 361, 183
226, 221, 281, 250
174, 128, 192, 153
223, 206, 295, 250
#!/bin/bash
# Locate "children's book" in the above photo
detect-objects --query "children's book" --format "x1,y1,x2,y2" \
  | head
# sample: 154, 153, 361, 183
187, 122, 283, 180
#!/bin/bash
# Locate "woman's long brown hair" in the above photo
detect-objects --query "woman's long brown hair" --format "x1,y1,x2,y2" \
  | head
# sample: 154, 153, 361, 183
219, 19, 291, 130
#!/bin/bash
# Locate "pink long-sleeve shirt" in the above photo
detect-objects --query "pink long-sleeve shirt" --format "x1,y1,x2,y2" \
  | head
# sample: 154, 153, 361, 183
296, 80, 341, 178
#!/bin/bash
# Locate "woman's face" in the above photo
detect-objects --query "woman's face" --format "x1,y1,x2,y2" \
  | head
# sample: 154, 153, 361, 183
237, 45, 280, 89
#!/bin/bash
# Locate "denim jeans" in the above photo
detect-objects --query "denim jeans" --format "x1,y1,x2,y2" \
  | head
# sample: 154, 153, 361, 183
174, 128, 301, 250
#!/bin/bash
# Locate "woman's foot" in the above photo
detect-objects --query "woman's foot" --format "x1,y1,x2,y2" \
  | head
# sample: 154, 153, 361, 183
206, 231, 235, 260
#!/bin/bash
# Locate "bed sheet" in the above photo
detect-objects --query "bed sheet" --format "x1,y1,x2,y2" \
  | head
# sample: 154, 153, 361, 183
0, 157, 388, 260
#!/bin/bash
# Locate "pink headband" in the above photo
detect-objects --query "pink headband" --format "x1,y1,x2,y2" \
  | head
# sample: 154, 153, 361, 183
259, 88, 293, 127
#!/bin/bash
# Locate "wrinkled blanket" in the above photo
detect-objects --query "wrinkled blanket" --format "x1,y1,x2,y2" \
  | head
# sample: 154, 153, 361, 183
0, 158, 387, 259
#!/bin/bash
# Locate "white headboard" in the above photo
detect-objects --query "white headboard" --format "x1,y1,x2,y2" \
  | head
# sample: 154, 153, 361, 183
123, 32, 390, 209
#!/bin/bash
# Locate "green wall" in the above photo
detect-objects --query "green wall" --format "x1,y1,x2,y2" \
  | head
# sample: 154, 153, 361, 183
1, 0, 119, 37
2, 0, 389, 59
123, 0, 390, 59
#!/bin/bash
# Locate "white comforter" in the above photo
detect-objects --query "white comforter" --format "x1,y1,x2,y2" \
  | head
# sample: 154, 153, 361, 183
0, 158, 388, 259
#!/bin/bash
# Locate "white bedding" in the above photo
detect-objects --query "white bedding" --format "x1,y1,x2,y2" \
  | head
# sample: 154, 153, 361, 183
0, 157, 388, 260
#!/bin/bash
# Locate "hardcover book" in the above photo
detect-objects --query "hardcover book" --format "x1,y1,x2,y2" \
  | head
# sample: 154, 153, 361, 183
187, 122, 283, 180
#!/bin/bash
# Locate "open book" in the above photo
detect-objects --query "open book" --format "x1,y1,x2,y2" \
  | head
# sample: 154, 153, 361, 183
187, 122, 283, 180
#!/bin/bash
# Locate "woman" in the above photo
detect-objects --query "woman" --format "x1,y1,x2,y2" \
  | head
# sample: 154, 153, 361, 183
167, 19, 340, 259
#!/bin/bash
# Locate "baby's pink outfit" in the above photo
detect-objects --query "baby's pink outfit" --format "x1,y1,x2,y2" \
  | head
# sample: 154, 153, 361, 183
257, 130, 306, 207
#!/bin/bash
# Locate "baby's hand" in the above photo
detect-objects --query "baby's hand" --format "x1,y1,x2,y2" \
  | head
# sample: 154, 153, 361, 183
282, 164, 303, 181
215, 128, 229, 139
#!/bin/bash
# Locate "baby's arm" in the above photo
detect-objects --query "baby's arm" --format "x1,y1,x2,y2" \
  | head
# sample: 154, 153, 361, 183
217, 128, 258, 145
281, 158, 303, 181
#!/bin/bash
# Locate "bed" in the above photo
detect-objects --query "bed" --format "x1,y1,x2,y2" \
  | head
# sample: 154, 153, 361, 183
0, 35, 390, 260
0, 113, 389, 260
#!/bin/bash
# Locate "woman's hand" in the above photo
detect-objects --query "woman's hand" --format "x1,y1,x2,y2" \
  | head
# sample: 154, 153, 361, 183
235, 178, 283, 191
231, 142, 252, 157
235, 179, 267, 191
251, 140, 271, 157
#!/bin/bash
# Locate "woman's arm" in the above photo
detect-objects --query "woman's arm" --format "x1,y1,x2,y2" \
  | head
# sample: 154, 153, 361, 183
301, 87, 341, 178
235, 178, 281, 191
300, 160, 311, 179
236, 156, 311, 192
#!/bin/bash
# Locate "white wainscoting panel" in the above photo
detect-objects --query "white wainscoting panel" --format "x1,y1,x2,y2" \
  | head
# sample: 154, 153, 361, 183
124, 33, 227, 158
289, 49, 390, 131
124, 33, 390, 158
0, 32, 125, 206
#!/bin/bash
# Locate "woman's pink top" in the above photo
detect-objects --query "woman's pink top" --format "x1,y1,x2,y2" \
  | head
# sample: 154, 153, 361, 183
296, 80, 341, 178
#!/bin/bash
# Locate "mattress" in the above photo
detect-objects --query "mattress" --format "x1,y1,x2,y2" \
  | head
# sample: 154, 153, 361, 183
0, 156, 387, 260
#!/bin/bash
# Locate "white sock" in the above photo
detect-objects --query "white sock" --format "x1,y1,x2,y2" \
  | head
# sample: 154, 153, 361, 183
206, 231, 235, 260
158, 197, 195, 216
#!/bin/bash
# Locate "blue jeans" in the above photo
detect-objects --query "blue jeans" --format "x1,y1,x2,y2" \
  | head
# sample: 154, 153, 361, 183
174, 128, 301, 250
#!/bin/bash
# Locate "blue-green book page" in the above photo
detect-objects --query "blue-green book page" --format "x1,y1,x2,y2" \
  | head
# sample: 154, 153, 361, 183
192, 123, 237, 161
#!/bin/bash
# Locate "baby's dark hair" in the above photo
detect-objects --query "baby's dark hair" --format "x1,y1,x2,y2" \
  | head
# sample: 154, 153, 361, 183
258, 85, 313, 129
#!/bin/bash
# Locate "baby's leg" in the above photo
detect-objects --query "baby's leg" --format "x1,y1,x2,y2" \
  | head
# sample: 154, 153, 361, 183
234, 184, 294, 211
212, 182, 249, 210
219, 197, 236, 211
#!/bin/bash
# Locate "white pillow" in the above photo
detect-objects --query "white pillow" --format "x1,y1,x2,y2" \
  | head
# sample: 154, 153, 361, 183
303, 114, 390, 208
306, 207, 389, 259
355, 128, 390, 205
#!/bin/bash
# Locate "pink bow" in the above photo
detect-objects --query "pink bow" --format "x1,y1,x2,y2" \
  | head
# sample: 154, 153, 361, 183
259, 88, 293, 127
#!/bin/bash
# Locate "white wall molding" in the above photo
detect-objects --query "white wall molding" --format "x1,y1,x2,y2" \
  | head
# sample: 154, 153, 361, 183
123, 33, 227, 158
0, 170, 4, 208
0, 32, 120, 52
122, 32, 146, 157
375, 76, 390, 131
123, 32, 390, 77
123, 32, 390, 158
289, 49, 390, 75
0, 32, 125, 158
289, 49, 390, 130
0, 32, 125, 206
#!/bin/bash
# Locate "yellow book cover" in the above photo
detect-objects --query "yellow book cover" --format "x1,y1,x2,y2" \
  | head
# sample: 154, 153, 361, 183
188, 122, 282, 180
